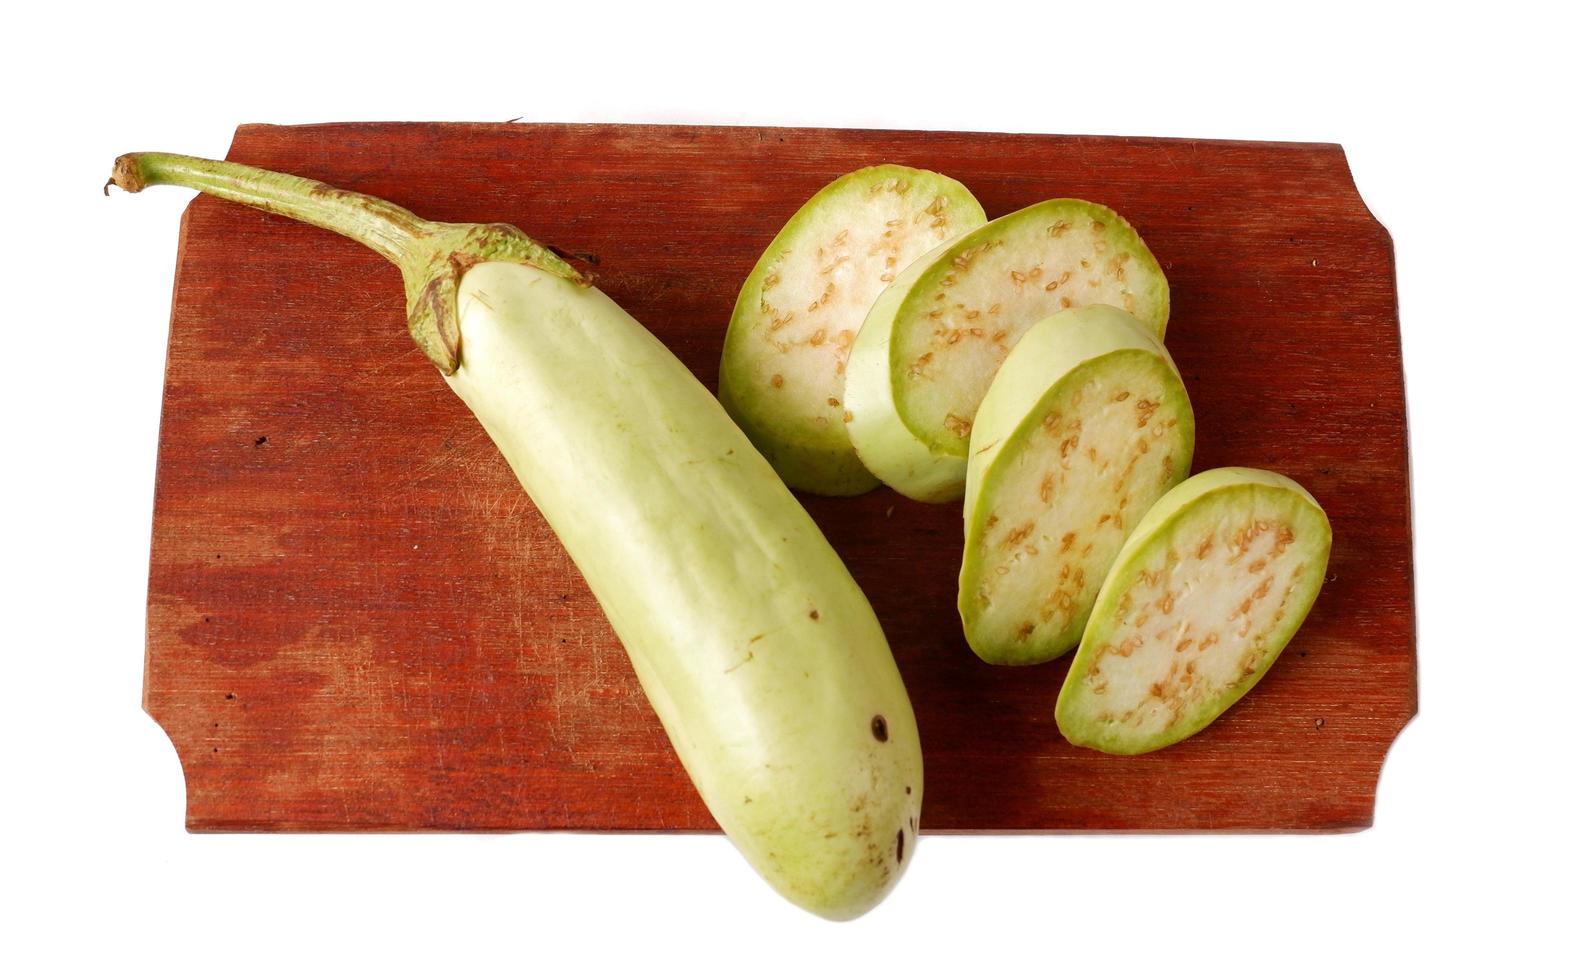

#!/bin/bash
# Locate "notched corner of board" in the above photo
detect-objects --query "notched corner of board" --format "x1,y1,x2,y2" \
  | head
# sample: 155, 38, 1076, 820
137, 692, 199, 831
1362, 685, 1419, 832
1327, 145, 1396, 253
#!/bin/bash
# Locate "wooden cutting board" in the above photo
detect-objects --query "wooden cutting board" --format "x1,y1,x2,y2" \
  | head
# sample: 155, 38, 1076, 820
144, 122, 1415, 832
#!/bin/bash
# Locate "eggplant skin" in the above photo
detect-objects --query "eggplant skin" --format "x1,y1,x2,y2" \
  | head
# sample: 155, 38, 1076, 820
448, 261, 923, 920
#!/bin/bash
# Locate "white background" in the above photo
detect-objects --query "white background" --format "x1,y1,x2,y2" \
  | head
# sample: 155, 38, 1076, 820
5, 1, 1566, 975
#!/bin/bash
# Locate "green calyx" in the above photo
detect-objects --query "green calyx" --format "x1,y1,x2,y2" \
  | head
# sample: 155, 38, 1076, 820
401, 222, 589, 374
106, 152, 587, 374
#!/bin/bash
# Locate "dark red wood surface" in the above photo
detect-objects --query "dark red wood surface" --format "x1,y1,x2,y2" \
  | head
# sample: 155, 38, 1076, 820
144, 122, 1415, 832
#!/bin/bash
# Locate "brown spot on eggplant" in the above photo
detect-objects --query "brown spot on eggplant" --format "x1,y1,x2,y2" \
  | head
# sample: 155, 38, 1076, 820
896, 829, 905, 862
871, 715, 889, 741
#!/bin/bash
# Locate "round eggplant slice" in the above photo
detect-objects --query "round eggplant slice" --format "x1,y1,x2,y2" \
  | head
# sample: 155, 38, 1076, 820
1055, 467, 1332, 754
959, 305, 1193, 665
721, 166, 985, 495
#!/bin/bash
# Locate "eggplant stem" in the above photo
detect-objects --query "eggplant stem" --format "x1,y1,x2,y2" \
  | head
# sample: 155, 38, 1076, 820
108, 152, 430, 265
107, 152, 586, 374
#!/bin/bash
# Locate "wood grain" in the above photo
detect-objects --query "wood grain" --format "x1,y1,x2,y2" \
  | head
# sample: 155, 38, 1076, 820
143, 122, 1415, 832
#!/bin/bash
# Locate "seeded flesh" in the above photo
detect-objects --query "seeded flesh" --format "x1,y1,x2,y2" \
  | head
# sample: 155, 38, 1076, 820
844, 199, 1168, 502
1055, 468, 1332, 754
720, 166, 985, 495
959, 306, 1193, 665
